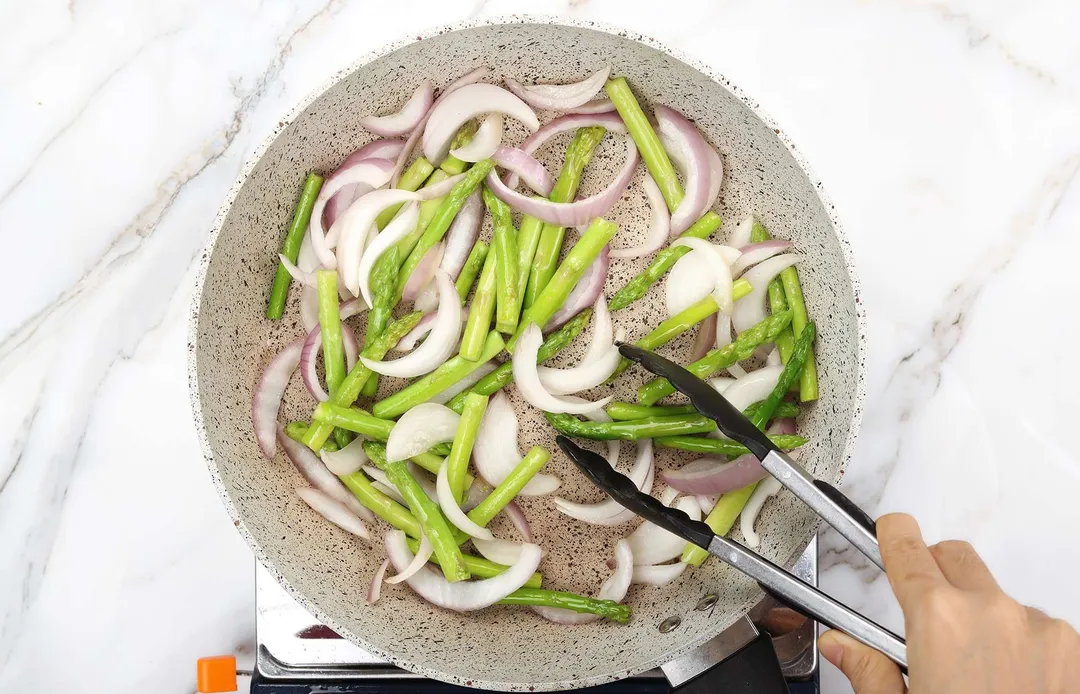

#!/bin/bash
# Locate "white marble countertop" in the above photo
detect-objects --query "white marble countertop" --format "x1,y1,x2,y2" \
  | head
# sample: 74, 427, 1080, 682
2, 1, 1079, 692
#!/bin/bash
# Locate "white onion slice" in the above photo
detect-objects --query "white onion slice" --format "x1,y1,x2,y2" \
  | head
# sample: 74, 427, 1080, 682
666, 249, 716, 319
295, 487, 371, 540
544, 246, 609, 332
338, 297, 368, 321
563, 98, 615, 114
689, 314, 717, 362
663, 454, 764, 496
512, 324, 613, 414
441, 191, 483, 280
253, 341, 302, 457
632, 561, 687, 586
741, 475, 783, 548
363, 271, 461, 378
504, 111, 626, 189
450, 112, 503, 162
402, 243, 445, 304
715, 314, 734, 353
672, 238, 739, 314
473, 392, 561, 496
472, 538, 523, 565
277, 428, 375, 522
437, 460, 495, 540
708, 376, 736, 394
309, 158, 394, 268
386, 533, 433, 584
393, 308, 469, 353
728, 214, 756, 249
628, 496, 701, 565
504, 66, 609, 111
278, 253, 316, 287
486, 136, 638, 227
356, 201, 420, 307
610, 174, 669, 258
655, 105, 711, 235
321, 436, 369, 476
300, 284, 319, 332
371, 479, 406, 504
724, 365, 784, 412
384, 529, 541, 611
533, 539, 631, 625
299, 326, 360, 402
554, 439, 654, 526
766, 347, 782, 366
503, 501, 533, 542
427, 358, 494, 405
336, 189, 422, 295
538, 296, 622, 395
492, 147, 553, 196
368, 557, 391, 604
732, 255, 801, 333
361, 81, 433, 137
415, 172, 467, 201
696, 495, 719, 514
705, 145, 724, 213
384, 402, 460, 463
730, 240, 793, 277
422, 83, 539, 164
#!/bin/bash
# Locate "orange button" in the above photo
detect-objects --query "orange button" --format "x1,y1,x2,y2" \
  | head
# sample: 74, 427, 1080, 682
197, 655, 237, 693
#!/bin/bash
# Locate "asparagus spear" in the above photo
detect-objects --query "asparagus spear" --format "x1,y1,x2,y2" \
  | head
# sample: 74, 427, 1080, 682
509, 218, 618, 351
401, 170, 451, 257
607, 399, 798, 422
284, 421, 310, 442
654, 434, 807, 456
303, 311, 422, 451
780, 266, 819, 402
605, 77, 682, 211
512, 214, 545, 316
637, 310, 794, 406
407, 537, 543, 588
750, 220, 796, 364
267, 172, 323, 319
375, 157, 434, 229
312, 403, 394, 440
341, 470, 422, 537
611, 295, 721, 378
466, 447, 551, 528
373, 331, 506, 419
500, 589, 631, 623
446, 393, 487, 502
682, 483, 758, 566
544, 412, 718, 440
364, 441, 469, 582
749, 322, 816, 429
444, 309, 593, 413
524, 126, 607, 306
440, 121, 479, 176
316, 270, 346, 393
459, 244, 498, 361
742, 400, 800, 422
482, 186, 520, 334
454, 240, 489, 302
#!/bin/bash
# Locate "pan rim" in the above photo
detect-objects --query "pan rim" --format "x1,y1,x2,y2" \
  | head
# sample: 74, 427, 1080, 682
187, 13, 867, 691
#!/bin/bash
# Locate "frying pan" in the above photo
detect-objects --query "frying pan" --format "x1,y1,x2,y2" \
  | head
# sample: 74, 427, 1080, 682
188, 15, 865, 691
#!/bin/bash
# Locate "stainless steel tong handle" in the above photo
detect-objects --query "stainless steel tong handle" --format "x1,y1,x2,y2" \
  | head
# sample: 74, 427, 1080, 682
707, 534, 908, 669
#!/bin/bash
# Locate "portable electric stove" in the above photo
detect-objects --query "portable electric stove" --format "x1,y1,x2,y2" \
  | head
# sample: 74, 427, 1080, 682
243, 538, 819, 693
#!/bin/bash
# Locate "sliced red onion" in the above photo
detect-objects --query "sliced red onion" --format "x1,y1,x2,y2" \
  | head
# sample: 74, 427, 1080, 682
278, 253, 317, 288
610, 174, 669, 258
689, 314, 717, 362
299, 325, 359, 402
504, 66, 609, 111
346, 138, 407, 164
662, 454, 763, 496
324, 141, 406, 231
730, 240, 793, 277
533, 539, 631, 625
361, 81, 433, 137
412, 283, 439, 317
401, 243, 445, 304
728, 215, 756, 249
384, 529, 541, 611
368, 557, 391, 604
321, 436, 368, 476
422, 83, 539, 164
338, 297, 368, 321
632, 561, 687, 586
666, 248, 716, 319
740, 475, 783, 549
426, 356, 492, 405
438, 191, 482, 282
363, 271, 460, 378
437, 460, 495, 540
391, 66, 491, 185
503, 501, 533, 542
544, 245, 608, 332
715, 314, 733, 353
513, 324, 613, 414
503, 111, 626, 189
309, 158, 394, 268
562, 98, 615, 114
655, 105, 711, 235
253, 341, 303, 457
295, 487, 371, 541
364, 466, 408, 505
672, 238, 739, 314
355, 201, 420, 307
766, 347, 782, 367
732, 255, 802, 333
300, 285, 319, 332
537, 325, 623, 395
450, 112, 503, 162
384, 402, 460, 463
492, 147, 553, 196
554, 439, 654, 526
461, 478, 491, 513
386, 533, 433, 584
770, 417, 797, 436
705, 145, 724, 213
708, 376, 736, 393
628, 496, 701, 565
473, 392, 561, 496
415, 172, 467, 201
486, 136, 638, 227
393, 308, 470, 353
696, 495, 719, 514
335, 189, 422, 295
472, 537, 524, 566
277, 428, 375, 522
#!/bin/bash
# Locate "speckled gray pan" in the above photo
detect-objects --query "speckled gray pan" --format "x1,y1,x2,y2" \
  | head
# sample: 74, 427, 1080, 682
188, 15, 865, 691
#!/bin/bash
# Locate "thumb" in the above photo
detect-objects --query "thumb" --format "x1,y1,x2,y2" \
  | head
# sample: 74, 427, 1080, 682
819, 630, 906, 694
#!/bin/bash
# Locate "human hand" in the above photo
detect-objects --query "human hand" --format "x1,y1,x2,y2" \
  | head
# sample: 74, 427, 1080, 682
819, 513, 1080, 693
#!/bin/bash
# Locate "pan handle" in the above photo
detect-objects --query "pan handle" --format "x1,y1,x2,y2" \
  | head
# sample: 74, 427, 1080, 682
669, 631, 788, 694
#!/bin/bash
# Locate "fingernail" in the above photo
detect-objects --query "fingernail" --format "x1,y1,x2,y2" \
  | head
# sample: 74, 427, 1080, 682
817, 631, 845, 668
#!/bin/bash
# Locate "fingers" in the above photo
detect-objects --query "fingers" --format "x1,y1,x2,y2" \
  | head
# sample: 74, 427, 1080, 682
877, 513, 945, 615
819, 630, 907, 694
928, 540, 999, 592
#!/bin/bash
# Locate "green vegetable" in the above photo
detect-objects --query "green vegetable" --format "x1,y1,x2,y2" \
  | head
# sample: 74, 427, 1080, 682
611, 295, 720, 378
509, 218, 618, 351
303, 312, 423, 451
682, 483, 759, 566
311, 403, 394, 440
446, 393, 487, 502
742, 400, 800, 422
333, 428, 354, 451
750, 322, 816, 428
396, 160, 494, 303
284, 421, 310, 442
483, 186, 520, 334
544, 412, 718, 441
780, 266, 819, 402
638, 310, 794, 405
458, 244, 498, 361
751, 220, 796, 365
606, 77, 682, 211
500, 588, 631, 623
440, 121, 479, 176
316, 270, 346, 394
266, 172, 323, 319
364, 441, 469, 582
524, 126, 607, 306
408, 451, 446, 476
373, 331, 506, 419
607, 213, 722, 311
375, 157, 434, 229
512, 214, 545, 317
444, 309, 593, 413
454, 240, 489, 302
654, 434, 807, 456
341, 470, 421, 538
407, 538, 543, 588
606, 399, 798, 422
467, 446, 551, 528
